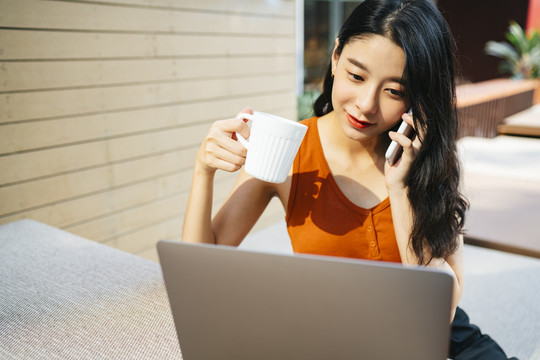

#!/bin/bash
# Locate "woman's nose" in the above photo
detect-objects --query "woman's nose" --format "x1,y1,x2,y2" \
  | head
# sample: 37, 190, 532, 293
355, 85, 378, 115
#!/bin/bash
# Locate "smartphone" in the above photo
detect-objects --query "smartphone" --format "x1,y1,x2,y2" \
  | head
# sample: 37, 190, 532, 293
385, 108, 415, 165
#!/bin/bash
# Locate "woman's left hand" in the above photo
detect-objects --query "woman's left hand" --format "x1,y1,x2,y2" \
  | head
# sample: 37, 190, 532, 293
384, 111, 422, 189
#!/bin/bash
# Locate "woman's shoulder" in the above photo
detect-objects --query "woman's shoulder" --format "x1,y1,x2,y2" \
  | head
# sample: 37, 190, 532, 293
299, 116, 318, 127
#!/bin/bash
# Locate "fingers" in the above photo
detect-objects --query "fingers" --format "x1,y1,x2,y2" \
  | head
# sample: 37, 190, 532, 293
401, 111, 414, 127
384, 111, 424, 186
234, 107, 253, 141
401, 111, 422, 146
388, 112, 419, 167
388, 130, 415, 162
210, 118, 249, 153
198, 109, 252, 173
236, 106, 253, 119
203, 151, 244, 172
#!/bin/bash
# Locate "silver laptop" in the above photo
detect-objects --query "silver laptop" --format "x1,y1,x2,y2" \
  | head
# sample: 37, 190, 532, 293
157, 241, 453, 360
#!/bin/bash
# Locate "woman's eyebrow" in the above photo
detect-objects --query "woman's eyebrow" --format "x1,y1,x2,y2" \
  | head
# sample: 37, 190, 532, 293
347, 58, 369, 72
346, 57, 405, 85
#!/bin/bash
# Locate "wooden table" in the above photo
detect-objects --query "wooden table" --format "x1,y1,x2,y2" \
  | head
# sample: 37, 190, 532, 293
498, 104, 540, 138
0, 219, 182, 359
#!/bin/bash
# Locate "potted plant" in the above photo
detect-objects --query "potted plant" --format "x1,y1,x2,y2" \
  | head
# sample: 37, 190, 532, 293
485, 21, 540, 79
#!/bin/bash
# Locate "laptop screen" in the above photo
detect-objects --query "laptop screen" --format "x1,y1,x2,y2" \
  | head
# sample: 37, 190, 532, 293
158, 241, 452, 360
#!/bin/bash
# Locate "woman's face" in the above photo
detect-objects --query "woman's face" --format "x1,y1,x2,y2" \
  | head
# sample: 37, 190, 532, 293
331, 35, 409, 143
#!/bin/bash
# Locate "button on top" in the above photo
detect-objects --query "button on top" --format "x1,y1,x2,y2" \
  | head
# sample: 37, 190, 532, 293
367, 226, 373, 231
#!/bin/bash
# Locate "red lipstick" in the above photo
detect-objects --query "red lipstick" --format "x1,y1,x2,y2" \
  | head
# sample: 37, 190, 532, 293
346, 113, 374, 129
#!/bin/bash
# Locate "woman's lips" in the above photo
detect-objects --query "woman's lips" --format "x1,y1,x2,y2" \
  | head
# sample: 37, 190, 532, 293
346, 113, 374, 129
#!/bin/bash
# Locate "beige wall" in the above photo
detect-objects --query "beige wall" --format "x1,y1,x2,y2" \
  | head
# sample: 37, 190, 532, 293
0, 0, 296, 261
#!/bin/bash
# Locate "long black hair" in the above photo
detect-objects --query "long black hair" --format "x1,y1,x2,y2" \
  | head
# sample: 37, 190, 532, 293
314, 0, 468, 264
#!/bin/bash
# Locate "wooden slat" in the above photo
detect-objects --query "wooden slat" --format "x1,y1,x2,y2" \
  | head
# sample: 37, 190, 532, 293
0, 93, 296, 154
67, 173, 236, 242
0, 156, 294, 236
0, 0, 294, 35
497, 104, 540, 138
0, 126, 202, 185
0, 102, 296, 185
457, 79, 539, 107
0, 144, 203, 215
274, 108, 298, 123
76, 0, 295, 17
0, 133, 259, 219
498, 124, 540, 137
0, 29, 295, 60
66, 192, 188, 243
0, 169, 194, 229
0, 56, 295, 92
0, 74, 294, 123
118, 173, 240, 253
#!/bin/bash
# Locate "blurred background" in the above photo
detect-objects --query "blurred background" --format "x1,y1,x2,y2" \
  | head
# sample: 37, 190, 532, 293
300, 0, 539, 116
1, 0, 539, 261
303, 0, 533, 87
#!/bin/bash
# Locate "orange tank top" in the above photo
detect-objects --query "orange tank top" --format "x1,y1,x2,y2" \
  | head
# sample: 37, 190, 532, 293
286, 117, 402, 263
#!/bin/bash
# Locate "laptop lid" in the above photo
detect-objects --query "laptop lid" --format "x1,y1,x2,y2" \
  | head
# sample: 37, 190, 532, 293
157, 241, 453, 360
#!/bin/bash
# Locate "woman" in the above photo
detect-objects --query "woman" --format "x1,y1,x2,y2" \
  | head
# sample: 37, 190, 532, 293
182, 0, 515, 358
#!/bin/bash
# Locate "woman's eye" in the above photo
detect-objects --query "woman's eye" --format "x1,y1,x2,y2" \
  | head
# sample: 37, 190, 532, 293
350, 73, 364, 81
388, 89, 404, 97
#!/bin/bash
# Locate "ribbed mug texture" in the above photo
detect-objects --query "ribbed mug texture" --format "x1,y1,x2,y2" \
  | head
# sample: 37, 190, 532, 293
238, 112, 307, 183
245, 132, 301, 183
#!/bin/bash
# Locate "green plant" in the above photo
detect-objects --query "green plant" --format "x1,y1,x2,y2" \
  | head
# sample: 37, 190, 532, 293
297, 89, 320, 120
485, 21, 540, 79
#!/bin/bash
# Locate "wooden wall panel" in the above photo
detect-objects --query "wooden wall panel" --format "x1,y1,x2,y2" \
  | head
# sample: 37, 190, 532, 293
0, 30, 295, 60
80, 0, 295, 17
0, 125, 205, 185
0, 0, 294, 35
1, 74, 294, 123
1, 56, 295, 92
0, 169, 194, 227
64, 174, 234, 243
0, 0, 296, 261
0, 93, 296, 154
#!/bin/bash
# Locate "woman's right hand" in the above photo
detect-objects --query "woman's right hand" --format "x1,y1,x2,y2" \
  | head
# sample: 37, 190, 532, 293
196, 107, 252, 175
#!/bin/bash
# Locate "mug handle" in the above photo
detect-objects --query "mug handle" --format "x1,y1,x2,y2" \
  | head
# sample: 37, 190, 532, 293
235, 113, 255, 150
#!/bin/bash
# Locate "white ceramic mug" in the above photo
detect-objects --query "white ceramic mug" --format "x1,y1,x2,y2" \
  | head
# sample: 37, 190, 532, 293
236, 111, 308, 183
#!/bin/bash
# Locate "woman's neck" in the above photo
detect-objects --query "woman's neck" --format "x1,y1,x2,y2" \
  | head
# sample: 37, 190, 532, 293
319, 112, 389, 167
316, 112, 390, 208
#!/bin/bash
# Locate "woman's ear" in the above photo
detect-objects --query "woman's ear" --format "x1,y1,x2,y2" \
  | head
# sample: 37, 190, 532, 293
331, 38, 340, 76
